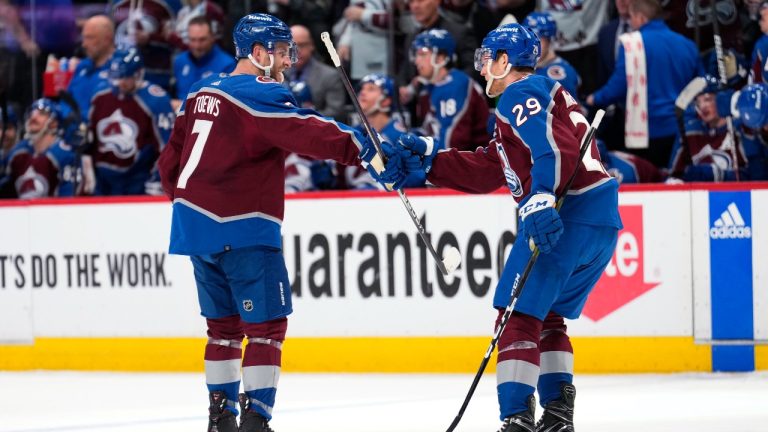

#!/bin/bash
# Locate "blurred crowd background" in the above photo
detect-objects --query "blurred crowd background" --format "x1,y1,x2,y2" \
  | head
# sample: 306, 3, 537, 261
1, 0, 767, 199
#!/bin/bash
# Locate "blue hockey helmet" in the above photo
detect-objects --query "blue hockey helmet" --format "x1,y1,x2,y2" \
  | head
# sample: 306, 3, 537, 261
233, 13, 297, 62
25, 98, 62, 123
524, 12, 557, 39
737, 83, 768, 129
411, 29, 456, 60
109, 48, 144, 79
475, 23, 541, 72
699, 74, 721, 95
358, 73, 398, 113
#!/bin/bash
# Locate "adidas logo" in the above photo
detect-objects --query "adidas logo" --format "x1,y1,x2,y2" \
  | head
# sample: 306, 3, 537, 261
710, 202, 751, 239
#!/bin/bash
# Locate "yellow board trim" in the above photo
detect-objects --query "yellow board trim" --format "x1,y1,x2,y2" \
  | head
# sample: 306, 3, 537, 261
1, 336, 765, 372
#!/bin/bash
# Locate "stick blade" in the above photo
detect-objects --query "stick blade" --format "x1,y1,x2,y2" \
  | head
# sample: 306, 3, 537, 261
442, 246, 462, 273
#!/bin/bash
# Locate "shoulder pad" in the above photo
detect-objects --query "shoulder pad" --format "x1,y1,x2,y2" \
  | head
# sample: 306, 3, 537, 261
256, 75, 278, 84
546, 65, 567, 80
147, 84, 168, 98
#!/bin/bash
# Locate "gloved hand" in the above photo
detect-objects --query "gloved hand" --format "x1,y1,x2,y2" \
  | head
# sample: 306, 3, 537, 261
310, 160, 338, 190
398, 147, 427, 188
398, 134, 439, 174
518, 192, 563, 254
360, 136, 407, 190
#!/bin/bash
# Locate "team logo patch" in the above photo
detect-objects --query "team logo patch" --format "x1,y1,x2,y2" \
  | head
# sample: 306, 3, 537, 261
256, 75, 277, 84
547, 65, 567, 80
148, 85, 166, 97
243, 299, 254, 312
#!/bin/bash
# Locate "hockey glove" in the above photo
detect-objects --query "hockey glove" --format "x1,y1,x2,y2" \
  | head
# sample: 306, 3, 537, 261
360, 137, 407, 190
398, 147, 427, 188
398, 134, 439, 174
519, 192, 563, 254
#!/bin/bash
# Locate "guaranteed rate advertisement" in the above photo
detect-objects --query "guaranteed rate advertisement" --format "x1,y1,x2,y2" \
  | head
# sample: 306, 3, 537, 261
0, 187, 764, 344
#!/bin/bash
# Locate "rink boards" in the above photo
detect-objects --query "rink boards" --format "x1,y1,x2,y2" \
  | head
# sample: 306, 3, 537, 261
1, 183, 767, 373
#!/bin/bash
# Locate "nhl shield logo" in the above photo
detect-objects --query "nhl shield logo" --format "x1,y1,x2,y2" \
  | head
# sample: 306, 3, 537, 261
243, 299, 254, 312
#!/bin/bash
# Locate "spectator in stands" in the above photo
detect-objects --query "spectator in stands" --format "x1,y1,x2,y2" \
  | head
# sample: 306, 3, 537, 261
1, 99, 79, 199
169, 0, 226, 50
334, 0, 392, 81
663, 0, 742, 53
84, 49, 174, 196
0, 0, 40, 110
587, 0, 702, 169
285, 25, 347, 121
171, 16, 235, 108
538, 0, 609, 97
111, 0, 178, 91
669, 74, 748, 182
399, 0, 477, 102
597, 0, 631, 88
409, 29, 489, 152
525, 11, 581, 101
66, 15, 115, 121
750, 1, 768, 83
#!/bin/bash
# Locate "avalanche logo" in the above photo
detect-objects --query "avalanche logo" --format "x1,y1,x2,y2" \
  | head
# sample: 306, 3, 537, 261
710, 202, 751, 239
15, 166, 50, 199
96, 109, 139, 160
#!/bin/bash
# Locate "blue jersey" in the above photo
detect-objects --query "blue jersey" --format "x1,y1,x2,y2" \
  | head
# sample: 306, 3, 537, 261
417, 69, 490, 151
67, 57, 112, 121
173, 45, 236, 100
536, 56, 581, 102
430, 74, 621, 229
751, 35, 768, 83
158, 73, 367, 255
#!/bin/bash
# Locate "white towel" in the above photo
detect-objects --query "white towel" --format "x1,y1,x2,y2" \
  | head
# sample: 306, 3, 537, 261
620, 31, 649, 149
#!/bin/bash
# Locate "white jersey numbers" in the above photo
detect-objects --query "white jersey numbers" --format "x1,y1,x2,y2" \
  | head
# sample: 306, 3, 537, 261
569, 110, 607, 174
511, 97, 542, 127
439, 98, 457, 117
177, 119, 213, 189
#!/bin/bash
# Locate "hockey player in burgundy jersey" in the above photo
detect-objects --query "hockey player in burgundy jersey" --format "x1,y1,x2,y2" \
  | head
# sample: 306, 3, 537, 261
85, 49, 175, 196
411, 29, 490, 152
669, 75, 749, 182
157, 13, 404, 432
1, 99, 79, 199
397, 23, 621, 432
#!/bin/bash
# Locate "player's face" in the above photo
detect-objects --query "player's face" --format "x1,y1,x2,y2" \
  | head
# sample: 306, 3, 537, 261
117, 76, 139, 95
271, 41, 294, 78
358, 83, 384, 112
187, 23, 215, 59
479, 53, 509, 95
25, 109, 52, 134
414, 49, 435, 79
695, 93, 719, 124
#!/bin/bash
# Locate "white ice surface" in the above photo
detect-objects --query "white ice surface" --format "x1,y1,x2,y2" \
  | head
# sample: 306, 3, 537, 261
0, 371, 766, 432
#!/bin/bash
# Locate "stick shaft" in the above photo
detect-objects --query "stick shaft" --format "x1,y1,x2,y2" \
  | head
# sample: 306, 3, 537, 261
320, 32, 449, 275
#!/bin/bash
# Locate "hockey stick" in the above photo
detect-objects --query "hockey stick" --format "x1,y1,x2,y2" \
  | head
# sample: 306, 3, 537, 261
445, 109, 605, 432
710, 4, 740, 181
321, 31, 461, 276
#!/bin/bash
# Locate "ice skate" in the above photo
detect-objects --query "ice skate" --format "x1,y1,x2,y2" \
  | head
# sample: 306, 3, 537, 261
497, 395, 536, 432
208, 391, 238, 432
238, 393, 275, 432
536, 383, 575, 432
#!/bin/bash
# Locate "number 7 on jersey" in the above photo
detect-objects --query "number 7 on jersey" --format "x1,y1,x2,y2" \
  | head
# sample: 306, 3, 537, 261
177, 119, 213, 189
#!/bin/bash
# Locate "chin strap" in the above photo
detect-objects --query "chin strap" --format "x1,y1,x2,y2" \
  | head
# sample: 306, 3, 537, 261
485, 60, 512, 98
365, 94, 390, 116
248, 53, 275, 80
24, 116, 55, 144
429, 51, 449, 83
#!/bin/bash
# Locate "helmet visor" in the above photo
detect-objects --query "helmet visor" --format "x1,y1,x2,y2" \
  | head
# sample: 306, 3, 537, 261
474, 47, 493, 72
273, 41, 299, 65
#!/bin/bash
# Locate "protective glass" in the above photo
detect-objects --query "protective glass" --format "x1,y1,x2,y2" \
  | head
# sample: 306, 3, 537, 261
474, 48, 493, 72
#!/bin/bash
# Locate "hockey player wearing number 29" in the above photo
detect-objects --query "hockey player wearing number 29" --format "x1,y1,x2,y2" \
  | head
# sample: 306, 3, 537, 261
397, 24, 622, 432
156, 13, 404, 432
